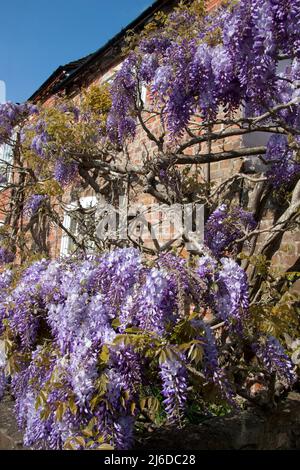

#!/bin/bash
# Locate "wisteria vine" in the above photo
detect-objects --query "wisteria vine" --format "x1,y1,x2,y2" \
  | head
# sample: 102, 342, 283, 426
0, 0, 299, 451
0, 246, 296, 449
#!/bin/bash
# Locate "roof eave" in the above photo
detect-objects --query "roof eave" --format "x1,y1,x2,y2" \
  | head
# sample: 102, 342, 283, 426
28, 0, 176, 103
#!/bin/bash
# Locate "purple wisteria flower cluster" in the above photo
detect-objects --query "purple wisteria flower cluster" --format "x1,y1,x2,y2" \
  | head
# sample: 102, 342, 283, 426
107, 53, 137, 144
24, 194, 47, 217
0, 102, 37, 145
107, 0, 300, 175
29, 117, 79, 186
159, 354, 188, 423
0, 269, 12, 335
0, 247, 15, 265
265, 134, 300, 188
53, 159, 78, 186
205, 204, 257, 258
0, 244, 295, 449
201, 321, 235, 403
30, 119, 49, 158
216, 257, 249, 331
0, 269, 10, 395
255, 336, 296, 386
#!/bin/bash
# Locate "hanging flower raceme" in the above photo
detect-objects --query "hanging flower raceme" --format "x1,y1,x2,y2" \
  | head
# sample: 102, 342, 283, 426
152, 65, 173, 97
0, 247, 15, 265
53, 158, 78, 186
30, 119, 49, 158
0, 174, 7, 186
107, 53, 138, 144
139, 53, 159, 83
8, 259, 50, 349
255, 336, 296, 386
159, 353, 188, 423
197, 254, 217, 281
201, 321, 235, 403
205, 204, 257, 258
0, 368, 6, 400
0, 101, 38, 145
24, 194, 47, 217
0, 269, 12, 336
216, 257, 249, 331
0, 345, 6, 400
265, 134, 300, 188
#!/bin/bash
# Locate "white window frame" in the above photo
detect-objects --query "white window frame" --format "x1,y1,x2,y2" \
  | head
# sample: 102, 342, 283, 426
60, 196, 97, 256
101, 66, 147, 107
140, 84, 147, 106
0, 141, 14, 186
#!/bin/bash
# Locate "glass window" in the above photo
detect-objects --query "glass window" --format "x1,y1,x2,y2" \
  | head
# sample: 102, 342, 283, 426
60, 196, 97, 256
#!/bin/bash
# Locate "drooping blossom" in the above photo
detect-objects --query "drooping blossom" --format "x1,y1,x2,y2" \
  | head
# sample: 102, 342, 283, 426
24, 194, 47, 217
216, 257, 249, 330
255, 336, 296, 386
0, 247, 15, 264
265, 134, 300, 187
160, 354, 188, 423
205, 205, 256, 258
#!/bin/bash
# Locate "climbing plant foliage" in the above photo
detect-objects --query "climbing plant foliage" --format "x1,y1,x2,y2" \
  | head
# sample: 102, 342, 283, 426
0, 0, 300, 450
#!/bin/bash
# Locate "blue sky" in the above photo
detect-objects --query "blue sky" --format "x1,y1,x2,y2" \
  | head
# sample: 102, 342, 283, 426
0, 0, 153, 103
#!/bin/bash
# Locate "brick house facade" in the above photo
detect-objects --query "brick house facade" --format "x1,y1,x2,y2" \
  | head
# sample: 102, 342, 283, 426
24, 0, 300, 271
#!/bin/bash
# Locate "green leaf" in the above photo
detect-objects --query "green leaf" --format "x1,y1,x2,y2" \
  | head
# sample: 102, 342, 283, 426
158, 350, 167, 365
73, 436, 86, 448
97, 373, 108, 395
69, 397, 78, 416
99, 345, 110, 364
40, 404, 51, 421
147, 396, 160, 413
188, 344, 203, 365
130, 401, 136, 415
35, 395, 41, 411
140, 397, 146, 411
63, 439, 76, 450
111, 318, 120, 329
55, 402, 67, 422
124, 327, 142, 334
165, 347, 176, 362
97, 443, 114, 450
90, 395, 101, 411
82, 427, 94, 438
